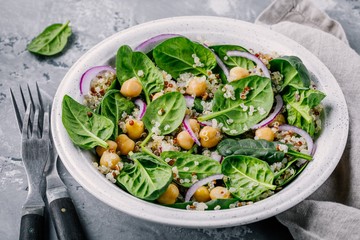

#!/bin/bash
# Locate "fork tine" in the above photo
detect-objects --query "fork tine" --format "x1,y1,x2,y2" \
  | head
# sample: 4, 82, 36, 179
22, 102, 32, 139
32, 108, 40, 138
10, 88, 23, 132
20, 85, 27, 111
20, 85, 31, 131
27, 84, 35, 111
42, 108, 50, 140
36, 82, 44, 133
36, 82, 44, 111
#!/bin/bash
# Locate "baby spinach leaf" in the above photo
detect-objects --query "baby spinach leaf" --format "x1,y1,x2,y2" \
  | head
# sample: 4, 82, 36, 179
116, 45, 164, 103
283, 87, 326, 136
160, 151, 221, 188
273, 158, 299, 179
210, 45, 255, 69
153, 37, 216, 78
142, 92, 186, 135
269, 56, 311, 91
168, 198, 239, 210
62, 95, 114, 149
198, 76, 273, 135
218, 139, 285, 163
210, 45, 255, 83
277, 162, 308, 187
100, 89, 135, 139
217, 139, 312, 163
27, 20, 72, 56
193, 97, 204, 113
221, 155, 276, 200
116, 152, 172, 201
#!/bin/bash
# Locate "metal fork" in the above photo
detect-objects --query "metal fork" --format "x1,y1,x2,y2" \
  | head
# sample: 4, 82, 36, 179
18, 101, 50, 240
11, 84, 85, 240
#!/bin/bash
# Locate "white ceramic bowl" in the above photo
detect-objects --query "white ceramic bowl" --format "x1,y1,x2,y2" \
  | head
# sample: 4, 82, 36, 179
51, 16, 348, 228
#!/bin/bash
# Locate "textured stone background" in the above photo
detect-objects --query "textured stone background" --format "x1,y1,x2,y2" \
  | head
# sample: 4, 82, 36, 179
1, 0, 359, 239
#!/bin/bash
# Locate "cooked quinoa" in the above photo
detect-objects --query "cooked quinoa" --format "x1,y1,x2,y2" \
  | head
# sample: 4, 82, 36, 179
64, 35, 326, 211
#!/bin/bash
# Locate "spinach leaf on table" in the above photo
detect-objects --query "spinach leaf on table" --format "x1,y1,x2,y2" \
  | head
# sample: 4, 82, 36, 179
283, 87, 326, 136
160, 151, 221, 187
221, 155, 276, 200
116, 45, 164, 104
217, 139, 312, 163
142, 91, 186, 136
198, 76, 273, 136
62, 95, 114, 149
153, 37, 216, 78
27, 20, 72, 56
100, 89, 135, 139
116, 152, 172, 200
269, 56, 311, 91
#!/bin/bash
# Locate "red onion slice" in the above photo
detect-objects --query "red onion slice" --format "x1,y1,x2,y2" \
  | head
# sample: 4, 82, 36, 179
80, 66, 116, 95
199, 121, 212, 127
184, 95, 195, 108
278, 124, 314, 155
202, 44, 230, 81
251, 95, 283, 129
214, 53, 230, 79
185, 174, 224, 202
183, 115, 201, 146
226, 50, 270, 78
134, 99, 147, 119
134, 34, 181, 53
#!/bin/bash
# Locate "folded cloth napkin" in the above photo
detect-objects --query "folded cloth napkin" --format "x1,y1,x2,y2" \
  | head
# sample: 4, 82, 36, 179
256, 0, 360, 239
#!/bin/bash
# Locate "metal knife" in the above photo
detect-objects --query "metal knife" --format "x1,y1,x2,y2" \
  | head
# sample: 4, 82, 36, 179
46, 147, 86, 240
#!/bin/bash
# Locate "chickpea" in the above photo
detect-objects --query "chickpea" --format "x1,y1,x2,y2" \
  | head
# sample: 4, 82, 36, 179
255, 127, 275, 141
99, 150, 121, 170
125, 119, 144, 140
120, 77, 142, 98
268, 113, 286, 127
228, 67, 250, 82
189, 119, 200, 135
152, 92, 164, 101
157, 183, 179, 205
115, 134, 135, 155
177, 131, 194, 150
185, 77, 207, 97
209, 186, 231, 200
193, 186, 211, 202
199, 126, 221, 148
96, 140, 118, 157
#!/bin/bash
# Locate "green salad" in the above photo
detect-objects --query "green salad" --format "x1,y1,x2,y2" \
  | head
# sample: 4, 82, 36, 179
62, 35, 326, 210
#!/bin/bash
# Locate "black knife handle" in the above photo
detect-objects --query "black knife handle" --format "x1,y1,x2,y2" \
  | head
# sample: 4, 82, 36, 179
20, 213, 45, 240
48, 197, 86, 240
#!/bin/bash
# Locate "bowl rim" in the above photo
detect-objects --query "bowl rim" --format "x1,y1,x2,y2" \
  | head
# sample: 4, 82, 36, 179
51, 15, 349, 228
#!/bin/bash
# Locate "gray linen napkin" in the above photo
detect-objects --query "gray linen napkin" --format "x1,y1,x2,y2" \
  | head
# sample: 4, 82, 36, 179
255, 0, 360, 239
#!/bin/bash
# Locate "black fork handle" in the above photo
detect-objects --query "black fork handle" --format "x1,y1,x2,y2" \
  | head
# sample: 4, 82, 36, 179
20, 213, 45, 240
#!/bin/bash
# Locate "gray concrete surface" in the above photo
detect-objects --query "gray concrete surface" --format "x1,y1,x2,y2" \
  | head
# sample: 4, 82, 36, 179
1, 0, 359, 239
